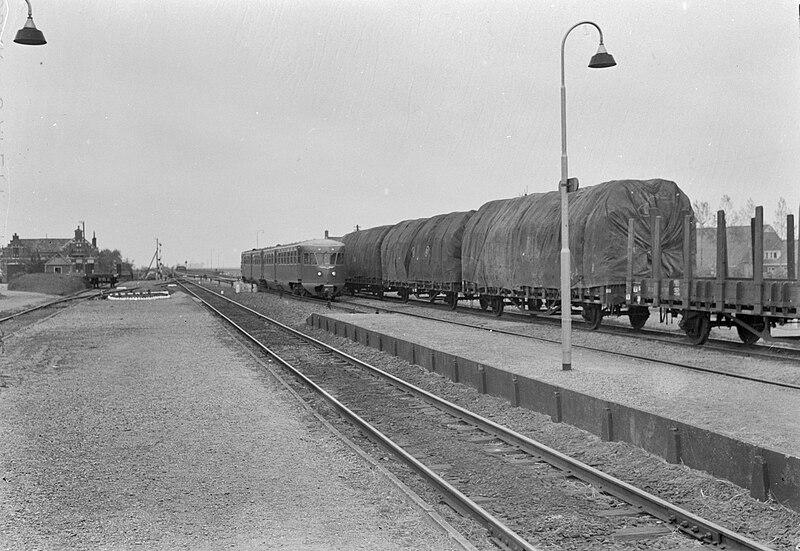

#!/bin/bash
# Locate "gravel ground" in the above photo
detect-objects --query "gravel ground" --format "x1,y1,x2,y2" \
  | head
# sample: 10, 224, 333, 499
214, 282, 800, 551
0, 288, 470, 551
0, 285, 54, 315
317, 307, 800, 457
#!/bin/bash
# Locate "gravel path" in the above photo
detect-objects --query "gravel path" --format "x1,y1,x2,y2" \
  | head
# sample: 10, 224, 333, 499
0, 290, 468, 550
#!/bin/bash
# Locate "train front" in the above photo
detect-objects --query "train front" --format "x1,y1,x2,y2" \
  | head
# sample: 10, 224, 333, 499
300, 239, 345, 299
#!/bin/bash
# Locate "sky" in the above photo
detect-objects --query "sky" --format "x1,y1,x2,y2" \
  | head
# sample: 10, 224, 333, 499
1, 0, 798, 268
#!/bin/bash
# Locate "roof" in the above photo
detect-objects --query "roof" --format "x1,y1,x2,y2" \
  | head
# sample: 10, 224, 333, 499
45, 254, 73, 266
12, 238, 72, 253
696, 225, 788, 277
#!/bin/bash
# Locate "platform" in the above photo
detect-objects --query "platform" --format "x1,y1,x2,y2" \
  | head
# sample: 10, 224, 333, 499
0, 291, 470, 550
308, 311, 800, 510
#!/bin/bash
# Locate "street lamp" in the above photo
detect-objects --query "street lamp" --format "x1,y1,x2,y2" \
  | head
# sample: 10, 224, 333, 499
13, 0, 46, 45
559, 21, 616, 371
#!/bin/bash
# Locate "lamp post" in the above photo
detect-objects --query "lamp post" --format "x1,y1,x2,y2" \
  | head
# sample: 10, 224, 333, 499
257, 229, 265, 248
13, 0, 46, 45
559, 21, 616, 371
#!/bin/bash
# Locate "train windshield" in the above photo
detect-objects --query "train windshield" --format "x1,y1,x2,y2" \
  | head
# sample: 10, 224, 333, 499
308, 251, 344, 265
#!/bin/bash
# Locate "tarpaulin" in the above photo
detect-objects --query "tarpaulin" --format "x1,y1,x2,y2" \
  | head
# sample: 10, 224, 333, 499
461, 179, 693, 291
381, 218, 429, 282
405, 211, 475, 283
342, 225, 393, 282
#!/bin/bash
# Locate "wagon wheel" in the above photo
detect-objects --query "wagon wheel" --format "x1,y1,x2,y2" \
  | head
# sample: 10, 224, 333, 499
527, 298, 542, 312
683, 313, 711, 345
398, 288, 410, 303
735, 314, 766, 345
628, 306, 650, 330
491, 298, 505, 317
478, 297, 489, 311
581, 304, 603, 330
445, 292, 458, 311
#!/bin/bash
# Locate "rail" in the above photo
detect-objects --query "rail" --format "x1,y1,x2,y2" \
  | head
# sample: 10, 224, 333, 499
181, 280, 778, 551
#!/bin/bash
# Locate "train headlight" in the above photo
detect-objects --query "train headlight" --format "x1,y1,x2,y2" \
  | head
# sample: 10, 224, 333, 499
317, 271, 322, 277
331, 271, 336, 276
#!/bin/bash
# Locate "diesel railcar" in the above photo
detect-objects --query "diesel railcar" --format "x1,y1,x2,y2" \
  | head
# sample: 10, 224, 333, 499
241, 238, 345, 299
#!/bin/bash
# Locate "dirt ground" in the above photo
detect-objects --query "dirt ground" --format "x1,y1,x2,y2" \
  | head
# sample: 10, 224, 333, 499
0, 289, 470, 550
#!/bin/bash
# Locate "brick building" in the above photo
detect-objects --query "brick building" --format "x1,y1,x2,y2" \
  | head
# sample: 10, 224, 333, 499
696, 225, 795, 278
0, 225, 100, 282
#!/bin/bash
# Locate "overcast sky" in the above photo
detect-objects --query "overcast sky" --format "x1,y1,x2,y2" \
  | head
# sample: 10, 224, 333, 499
2, 0, 798, 268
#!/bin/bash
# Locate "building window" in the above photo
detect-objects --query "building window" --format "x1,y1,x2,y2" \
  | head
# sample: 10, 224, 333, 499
764, 250, 780, 260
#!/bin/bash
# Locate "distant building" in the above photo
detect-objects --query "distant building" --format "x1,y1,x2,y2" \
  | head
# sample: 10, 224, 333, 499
696, 225, 795, 279
0, 225, 100, 282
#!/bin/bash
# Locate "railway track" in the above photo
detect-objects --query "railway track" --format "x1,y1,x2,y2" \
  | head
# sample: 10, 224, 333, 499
333, 293, 800, 391
350, 291, 800, 356
0, 290, 104, 342
181, 280, 779, 551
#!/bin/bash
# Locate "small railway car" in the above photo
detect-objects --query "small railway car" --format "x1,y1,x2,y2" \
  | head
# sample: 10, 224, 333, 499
241, 237, 345, 299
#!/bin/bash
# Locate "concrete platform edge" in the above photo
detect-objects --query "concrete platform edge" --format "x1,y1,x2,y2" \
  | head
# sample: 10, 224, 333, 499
308, 313, 800, 512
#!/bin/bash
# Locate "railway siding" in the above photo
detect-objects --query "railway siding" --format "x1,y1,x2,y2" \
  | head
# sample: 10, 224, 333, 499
308, 311, 800, 511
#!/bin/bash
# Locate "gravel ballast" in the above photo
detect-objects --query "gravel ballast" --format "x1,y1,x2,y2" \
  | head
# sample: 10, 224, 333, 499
216, 282, 800, 551
0, 290, 467, 550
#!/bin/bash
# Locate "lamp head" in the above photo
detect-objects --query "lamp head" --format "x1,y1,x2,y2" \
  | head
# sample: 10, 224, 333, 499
14, 17, 46, 46
588, 43, 615, 68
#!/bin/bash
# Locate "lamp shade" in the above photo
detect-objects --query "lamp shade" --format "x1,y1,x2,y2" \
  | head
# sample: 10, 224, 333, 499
14, 18, 46, 45
588, 44, 615, 68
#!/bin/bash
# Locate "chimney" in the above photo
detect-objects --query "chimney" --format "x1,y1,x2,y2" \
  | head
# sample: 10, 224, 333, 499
92, 232, 97, 248
324, 230, 329, 239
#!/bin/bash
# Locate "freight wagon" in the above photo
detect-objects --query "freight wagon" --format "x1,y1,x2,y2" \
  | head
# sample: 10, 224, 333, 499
343, 179, 800, 345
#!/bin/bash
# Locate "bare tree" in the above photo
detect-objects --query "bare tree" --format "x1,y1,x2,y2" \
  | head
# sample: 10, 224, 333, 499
692, 200, 714, 227
716, 195, 745, 225
734, 198, 757, 227
773, 197, 788, 239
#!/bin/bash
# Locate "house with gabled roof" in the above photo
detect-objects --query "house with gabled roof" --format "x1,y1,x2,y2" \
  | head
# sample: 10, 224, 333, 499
0, 225, 100, 282
696, 225, 790, 278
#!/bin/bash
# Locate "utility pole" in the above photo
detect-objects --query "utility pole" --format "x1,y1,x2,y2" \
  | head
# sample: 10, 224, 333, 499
143, 238, 162, 280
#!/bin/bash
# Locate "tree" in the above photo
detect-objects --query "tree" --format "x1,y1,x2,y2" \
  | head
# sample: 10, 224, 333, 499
773, 197, 788, 239
25, 251, 45, 274
732, 198, 757, 227
716, 195, 747, 225
96, 249, 122, 273
692, 200, 714, 227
